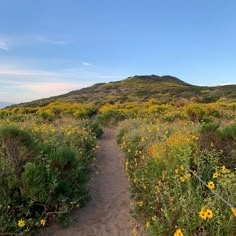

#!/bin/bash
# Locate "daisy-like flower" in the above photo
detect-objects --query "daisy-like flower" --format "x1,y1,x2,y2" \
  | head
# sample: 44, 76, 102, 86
213, 172, 218, 179
18, 219, 26, 228
180, 176, 185, 182
221, 165, 227, 174
174, 228, 184, 236
208, 181, 215, 189
138, 201, 143, 207
206, 209, 213, 219
199, 208, 207, 220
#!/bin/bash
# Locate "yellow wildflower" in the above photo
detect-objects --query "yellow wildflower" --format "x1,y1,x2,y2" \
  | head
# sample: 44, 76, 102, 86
213, 172, 218, 179
175, 168, 179, 174
199, 208, 207, 220
132, 227, 138, 236
208, 181, 215, 189
185, 173, 191, 179
138, 201, 143, 207
146, 221, 150, 228
18, 219, 26, 228
221, 165, 227, 174
199, 208, 213, 220
206, 209, 213, 219
231, 208, 236, 216
180, 176, 185, 182
40, 219, 46, 226
174, 228, 184, 236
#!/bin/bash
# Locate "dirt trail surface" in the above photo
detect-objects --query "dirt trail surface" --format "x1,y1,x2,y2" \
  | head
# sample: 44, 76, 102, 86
42, 128, 144, 236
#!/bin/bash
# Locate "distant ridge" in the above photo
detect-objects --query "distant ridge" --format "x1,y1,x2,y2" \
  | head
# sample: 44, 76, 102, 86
8, 75, 236, 108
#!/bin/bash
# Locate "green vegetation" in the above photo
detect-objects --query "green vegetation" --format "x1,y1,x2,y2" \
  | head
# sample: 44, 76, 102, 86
7, 75, 236, 108
0, 109, 102, 234
116, 109, 236, 235
0, 75, 235, 235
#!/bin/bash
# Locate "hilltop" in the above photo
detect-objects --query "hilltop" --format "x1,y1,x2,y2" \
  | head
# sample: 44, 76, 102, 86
11, 75, 236, 108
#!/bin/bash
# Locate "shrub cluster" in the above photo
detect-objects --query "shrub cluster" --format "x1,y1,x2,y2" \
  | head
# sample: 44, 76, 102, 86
117, 118, 236, 235
0, 114, 102, 234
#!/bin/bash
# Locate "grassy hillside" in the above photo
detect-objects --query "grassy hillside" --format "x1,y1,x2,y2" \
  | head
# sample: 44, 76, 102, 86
10, 75, 236, 108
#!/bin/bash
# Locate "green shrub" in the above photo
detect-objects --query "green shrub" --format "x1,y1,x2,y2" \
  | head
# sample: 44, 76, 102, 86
0, 121, 96, 234
22, 162, 50, 203
79, 120, 103, 138
98, 110, 125, 126
219, 122, 236, 140
185, 104, 206, 122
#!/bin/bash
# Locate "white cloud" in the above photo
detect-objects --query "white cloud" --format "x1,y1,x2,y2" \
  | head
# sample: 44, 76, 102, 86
82, 62, 91, 66
0, 41, 9, 51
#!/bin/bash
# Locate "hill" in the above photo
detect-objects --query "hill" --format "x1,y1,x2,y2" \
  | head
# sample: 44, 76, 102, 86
10, 75, 236, 108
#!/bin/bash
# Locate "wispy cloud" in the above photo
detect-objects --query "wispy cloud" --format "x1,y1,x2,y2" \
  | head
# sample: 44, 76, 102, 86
33, 34, 69, 45
0, 67, 63, 77
0, 40, 9, 51
20, 82, 88, 94
0, 78, 92, 103
82, 62, 91, 66
0, 60, 127, 103
0, 34, 70, 48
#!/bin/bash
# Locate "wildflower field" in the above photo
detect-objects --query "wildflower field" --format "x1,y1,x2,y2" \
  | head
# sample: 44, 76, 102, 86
116, 101, 236, 235
0, 97, 236, 235
0, 103, 102, 234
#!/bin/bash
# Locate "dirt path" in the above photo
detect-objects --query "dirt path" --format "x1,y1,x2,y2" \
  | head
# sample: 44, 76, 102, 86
42, 128, 144, 236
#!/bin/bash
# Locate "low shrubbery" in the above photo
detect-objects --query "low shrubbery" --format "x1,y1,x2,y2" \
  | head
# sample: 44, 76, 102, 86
0, 114, 102, 234
117, 118, 236, 235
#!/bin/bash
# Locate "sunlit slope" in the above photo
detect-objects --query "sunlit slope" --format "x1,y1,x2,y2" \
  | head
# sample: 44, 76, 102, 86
11, 75, 236, 107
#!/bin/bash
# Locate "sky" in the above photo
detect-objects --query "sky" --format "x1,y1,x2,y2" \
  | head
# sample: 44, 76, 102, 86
0, 0, 236, 104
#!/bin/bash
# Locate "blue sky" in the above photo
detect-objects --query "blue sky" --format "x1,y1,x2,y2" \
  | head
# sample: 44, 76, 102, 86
0, 0, 236, 103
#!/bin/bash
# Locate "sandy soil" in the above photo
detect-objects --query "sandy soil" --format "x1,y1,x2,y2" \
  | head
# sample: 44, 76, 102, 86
41, 128, 145, 236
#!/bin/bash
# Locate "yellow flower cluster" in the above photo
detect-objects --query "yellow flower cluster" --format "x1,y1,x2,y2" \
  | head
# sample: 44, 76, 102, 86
175, 165, 191, 182
199, 208, 213, 220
